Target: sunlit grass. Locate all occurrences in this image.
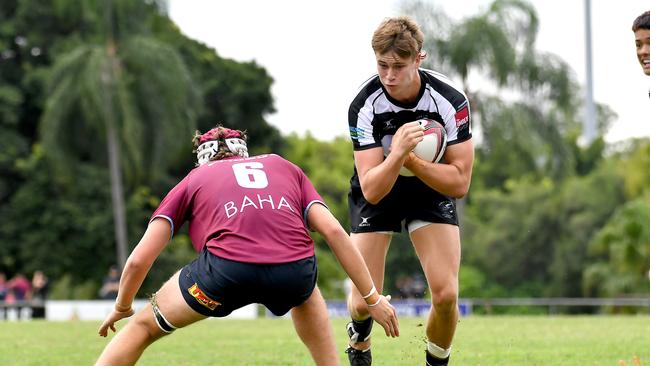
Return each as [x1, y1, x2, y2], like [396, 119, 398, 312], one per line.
[0, 316, 648, 365]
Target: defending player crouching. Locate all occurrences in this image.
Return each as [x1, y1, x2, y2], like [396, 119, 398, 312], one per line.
[95, 125, 399, 366]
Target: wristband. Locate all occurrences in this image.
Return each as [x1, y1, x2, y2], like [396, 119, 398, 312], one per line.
[367, 296, 383, 307]
[362, 285, 377, 299]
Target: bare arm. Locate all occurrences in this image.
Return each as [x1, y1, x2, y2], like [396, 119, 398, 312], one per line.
[307, 203, 399, 337]
[356, 121, 424, 204]
[403, 139, 474, 198]
[98, 218, 171, 336]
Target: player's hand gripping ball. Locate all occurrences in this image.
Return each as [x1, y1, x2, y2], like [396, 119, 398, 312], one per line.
[382, 119, 447, 176]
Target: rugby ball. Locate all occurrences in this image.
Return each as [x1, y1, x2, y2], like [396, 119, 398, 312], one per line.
[382, 119, 447, 176]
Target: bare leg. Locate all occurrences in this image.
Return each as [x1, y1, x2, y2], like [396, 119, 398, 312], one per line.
[410, 224, 461, 349]
[346, 232, 392, 350]
[95, 271, 206, 366]
[291, 286, 340, 366]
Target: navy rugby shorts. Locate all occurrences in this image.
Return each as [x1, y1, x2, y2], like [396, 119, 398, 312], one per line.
[179, 250, 317, 317]
[348, 174, 458, 233]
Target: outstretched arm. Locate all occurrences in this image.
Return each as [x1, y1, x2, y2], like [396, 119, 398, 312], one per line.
[98, 218, 171, 337]
[306, 203, 399, 337]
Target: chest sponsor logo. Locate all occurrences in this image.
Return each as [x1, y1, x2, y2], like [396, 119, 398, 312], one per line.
[188, 283, 221, 310]
[359, 216, 371, 227]
[454, 106, 469, 127]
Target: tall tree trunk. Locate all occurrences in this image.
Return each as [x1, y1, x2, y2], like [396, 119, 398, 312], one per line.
[103, 25, 129, 268]
[102, 0, 127, 269]
[107, 122, 129, 269]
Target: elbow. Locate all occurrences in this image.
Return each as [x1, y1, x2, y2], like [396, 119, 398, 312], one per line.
[361, 188, 384, 205]
[320, 222, 348, 243]
[313, 214, 350, 248]
[358, 174, 388, 205]
[364, 194, 381, 205]
[450, 191, 466, 199]
[124, 254, 148, 273]
[449, 181, 471, 199]
[448, 186, 467, 199]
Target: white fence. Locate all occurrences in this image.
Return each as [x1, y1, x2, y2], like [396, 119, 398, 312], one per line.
[0, 300, 258, 321]
[2, 298, 649, 321]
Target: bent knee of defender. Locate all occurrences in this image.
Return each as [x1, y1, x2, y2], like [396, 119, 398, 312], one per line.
[132, 308, 168, 343]
[132, 317, 165, 344]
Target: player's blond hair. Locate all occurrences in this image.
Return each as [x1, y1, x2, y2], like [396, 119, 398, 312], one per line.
[371, 16, 424, 60]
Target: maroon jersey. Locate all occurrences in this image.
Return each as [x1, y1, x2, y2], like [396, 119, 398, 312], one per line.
[151, 154, 325, 264]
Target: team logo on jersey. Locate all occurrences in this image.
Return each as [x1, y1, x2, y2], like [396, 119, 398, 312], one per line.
[383, 119, 396, 130]
[349, 127, 366, 140]
[188, 283, 221, 310]
[454, 106, 469, 128]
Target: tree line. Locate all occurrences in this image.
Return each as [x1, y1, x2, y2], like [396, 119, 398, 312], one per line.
[1, 0, 649, 311]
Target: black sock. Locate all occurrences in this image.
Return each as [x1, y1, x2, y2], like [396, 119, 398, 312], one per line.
[425, 351, 449, 366]
[347, 317, 374, 344]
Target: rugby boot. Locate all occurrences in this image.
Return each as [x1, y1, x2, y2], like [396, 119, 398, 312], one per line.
[346, 346, 372, 366]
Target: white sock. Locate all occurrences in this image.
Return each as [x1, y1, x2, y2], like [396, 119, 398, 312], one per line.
[427, 341, 451, 359]
[348, 344, 371, 352]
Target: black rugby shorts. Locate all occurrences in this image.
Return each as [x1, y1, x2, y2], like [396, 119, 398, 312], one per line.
[348, 174, 458, 233]
[179, 250, 317, 317]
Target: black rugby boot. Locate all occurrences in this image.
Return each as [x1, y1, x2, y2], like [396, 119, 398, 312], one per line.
[346, 346, 372, 366]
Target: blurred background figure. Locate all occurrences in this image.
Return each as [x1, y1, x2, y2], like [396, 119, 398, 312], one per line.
[0, 272, 7, 301]
[99, 266, 120, 300]
[7, 273, 31, 301]
[7, 273, 32, 319]
[31, 271, 49, 319]
[396, 273, 427, 299]
[0, 273, 7, 320]
[396, 275, 414, 299]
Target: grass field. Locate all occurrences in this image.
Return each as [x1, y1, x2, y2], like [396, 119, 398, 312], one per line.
[0, 316, 649, 365]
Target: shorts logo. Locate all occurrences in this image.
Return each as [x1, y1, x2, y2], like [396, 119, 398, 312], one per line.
[359, 216, 371, 227]
[439, 201, 456, 220]
[188, 283, 221, 310]
[454, 106, 469, 127]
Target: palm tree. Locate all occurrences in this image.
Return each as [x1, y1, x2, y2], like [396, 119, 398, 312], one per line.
[584, 199, 650, 297]
[400, 0, 582, 184]
[39, 0, 199, 268]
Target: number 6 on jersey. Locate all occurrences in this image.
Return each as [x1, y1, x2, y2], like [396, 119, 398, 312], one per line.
[232, 162, 268, 188]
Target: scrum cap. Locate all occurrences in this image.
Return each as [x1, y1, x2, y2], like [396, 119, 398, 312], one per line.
[194, 126, 249, 166]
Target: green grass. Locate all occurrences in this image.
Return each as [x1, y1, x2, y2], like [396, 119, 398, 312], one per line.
[0, 316, 649, 365]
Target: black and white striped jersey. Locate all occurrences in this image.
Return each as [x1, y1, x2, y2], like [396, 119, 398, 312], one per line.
[348, 69, 471, 151]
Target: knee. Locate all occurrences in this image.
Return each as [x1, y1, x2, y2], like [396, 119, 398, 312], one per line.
[347, 294, 369, 319]
[133, 311, 166, 343]
[430, 284, 458, 312]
